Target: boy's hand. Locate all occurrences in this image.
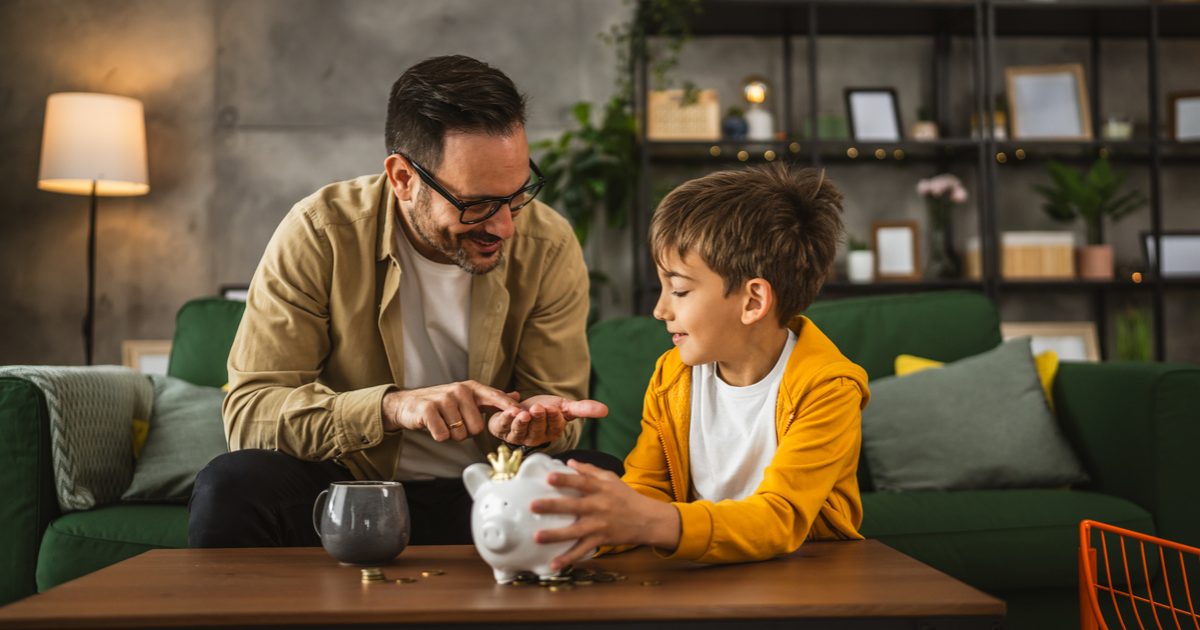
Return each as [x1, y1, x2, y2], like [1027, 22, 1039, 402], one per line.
[530, 460, 681, 572]
[487, 395, 608, 447]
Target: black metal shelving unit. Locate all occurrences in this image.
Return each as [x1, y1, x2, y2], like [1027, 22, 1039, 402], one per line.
[633, 0, 1200, 361]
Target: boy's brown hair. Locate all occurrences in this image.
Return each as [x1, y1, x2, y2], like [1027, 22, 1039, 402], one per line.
[650, 163, 844, 326]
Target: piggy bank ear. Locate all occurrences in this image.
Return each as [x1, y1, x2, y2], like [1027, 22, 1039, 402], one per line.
[463, 463, 492, 498]
[515, 453, 554, 480]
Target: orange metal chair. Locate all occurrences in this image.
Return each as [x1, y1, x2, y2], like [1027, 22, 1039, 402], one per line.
[1080, 519, 1200, 630]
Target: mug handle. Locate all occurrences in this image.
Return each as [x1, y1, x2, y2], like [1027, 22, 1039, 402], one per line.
[312, 489, 329, 538]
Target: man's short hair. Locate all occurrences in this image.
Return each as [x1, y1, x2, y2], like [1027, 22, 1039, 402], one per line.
[385, 55, 527, 169]
[650, 163, 845, 326]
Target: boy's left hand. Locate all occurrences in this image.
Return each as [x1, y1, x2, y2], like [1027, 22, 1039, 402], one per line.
[530, 460, 681, 572]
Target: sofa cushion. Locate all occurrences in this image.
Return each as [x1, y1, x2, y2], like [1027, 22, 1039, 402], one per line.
[168, 298, 246, 388]
[862, 338, 1088, 492]
[587, 316, 672, 459]
[0, 378, 58, 605]
[805, 291, 1002, 381]
[122, 376, 228, 503]
[35, 504, 188, 591]
[860, 489, 1153, 591]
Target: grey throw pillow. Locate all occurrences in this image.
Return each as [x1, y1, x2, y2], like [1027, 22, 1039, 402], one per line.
[122, 375, 228, 502]
[862, 337, 1088, 492]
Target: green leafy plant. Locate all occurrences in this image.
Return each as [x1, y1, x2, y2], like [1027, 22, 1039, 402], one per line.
[1033, 157, 1146, 246]
[848, 236, 870, 251]
[1115, 306, 1152, 362]
[535, 0, 701, 248]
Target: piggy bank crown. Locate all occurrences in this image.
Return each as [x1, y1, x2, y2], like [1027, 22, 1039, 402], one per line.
[487, 444, 523, 481]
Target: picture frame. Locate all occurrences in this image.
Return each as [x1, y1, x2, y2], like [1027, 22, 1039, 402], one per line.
[1141, 231, 1200, 278]
[1001, 322, 1100, 362]
[1168, 91, 1200, 141]
[646, 89, 721, 141]
[871, 220, 921, 281]
[220, 284, 249, 301]
[845, 88, 903, 142]
[1006, 64, 1092, 140]
[122, 340, 173, 376]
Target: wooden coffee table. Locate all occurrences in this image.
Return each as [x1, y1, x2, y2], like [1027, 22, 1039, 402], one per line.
[0, 541, 1003, 628]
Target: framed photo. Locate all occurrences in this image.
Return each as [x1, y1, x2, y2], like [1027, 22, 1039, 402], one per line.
[1001, 322, 1100, 362]
[871, 220, 921, 280]
[220, 284, 249, 301]
[1142, 231, 1200, 278]
[1168, 91, 1200, 141]
[646, 89, 721, 141]
[122, 340, 172, 376]
[845, 88, 903, 142]
[1006, 64, 1092, 140]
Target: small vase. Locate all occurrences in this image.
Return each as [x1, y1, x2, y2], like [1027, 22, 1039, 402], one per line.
[925, 200, 961, 279]
[848, 250, 874, 284]
[721, 115, 748, 140]
[745, 105, 774, 141]
[1078, 244, 1114, 280]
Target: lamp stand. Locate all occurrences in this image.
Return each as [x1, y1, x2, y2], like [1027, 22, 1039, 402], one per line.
[84, 180, 97, 365]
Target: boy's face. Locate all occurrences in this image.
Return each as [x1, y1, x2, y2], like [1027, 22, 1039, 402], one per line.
[652, 249, 747, 367]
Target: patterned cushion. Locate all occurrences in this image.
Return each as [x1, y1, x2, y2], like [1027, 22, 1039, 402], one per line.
[0, 366, 152, 511]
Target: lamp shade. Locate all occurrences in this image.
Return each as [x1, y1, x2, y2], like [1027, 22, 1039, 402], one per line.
[38, 92, 149, 197]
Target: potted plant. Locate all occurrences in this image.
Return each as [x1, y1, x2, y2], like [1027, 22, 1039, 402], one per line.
[1033, 157, 1146, 280]
[916, 173, 967, 279]
[847, 236, 874, 284]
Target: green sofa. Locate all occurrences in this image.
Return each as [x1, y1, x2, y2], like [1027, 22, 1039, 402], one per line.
[3, 291, 1197, 630]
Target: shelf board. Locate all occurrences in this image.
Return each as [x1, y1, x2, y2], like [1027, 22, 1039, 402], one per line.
[819, 280, 984, 295]
[647, 1, 1200, 38]
[645, 139, 982, 164]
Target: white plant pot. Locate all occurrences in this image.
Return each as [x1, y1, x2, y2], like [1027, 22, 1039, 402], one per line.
[848, 250, 875, 284]
[745, 107, 775, 141]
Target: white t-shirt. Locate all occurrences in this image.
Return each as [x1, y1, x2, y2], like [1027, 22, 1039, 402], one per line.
[689, 330, 797, 502]
[392, 227, 483, 480]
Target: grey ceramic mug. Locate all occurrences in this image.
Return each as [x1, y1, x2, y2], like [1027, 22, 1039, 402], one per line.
[313, 481, 410, 565]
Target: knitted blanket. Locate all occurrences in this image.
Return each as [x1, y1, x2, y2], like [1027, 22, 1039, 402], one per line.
[0, 365, 153, 512]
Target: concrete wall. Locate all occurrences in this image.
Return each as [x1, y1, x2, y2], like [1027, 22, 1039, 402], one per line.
[0, 1, 1195, 365]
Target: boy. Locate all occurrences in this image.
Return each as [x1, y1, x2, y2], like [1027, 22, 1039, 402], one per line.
[529, 163, 870, 568]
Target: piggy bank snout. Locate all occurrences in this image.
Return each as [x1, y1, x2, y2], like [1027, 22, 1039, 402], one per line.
[479, 518, 517, 553]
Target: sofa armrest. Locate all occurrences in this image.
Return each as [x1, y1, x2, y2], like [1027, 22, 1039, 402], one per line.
[1054, 361, 1200, 545]
[0, 377, 60, 605]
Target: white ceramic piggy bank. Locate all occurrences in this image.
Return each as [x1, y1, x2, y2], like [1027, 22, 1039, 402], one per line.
[463, 446, 580, 583]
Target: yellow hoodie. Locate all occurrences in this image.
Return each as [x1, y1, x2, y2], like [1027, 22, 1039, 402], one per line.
[620, 316, 870, 563]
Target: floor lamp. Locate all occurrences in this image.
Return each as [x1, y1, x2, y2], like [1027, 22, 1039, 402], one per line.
[37, 93, 149, 365]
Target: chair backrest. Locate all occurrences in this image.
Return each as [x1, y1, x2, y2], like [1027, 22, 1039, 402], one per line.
[586, 291, 1003, 464]
[167, 298, 246, 388]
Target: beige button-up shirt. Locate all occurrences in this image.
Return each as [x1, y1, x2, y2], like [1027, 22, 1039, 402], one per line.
[222, 172, 590, 480]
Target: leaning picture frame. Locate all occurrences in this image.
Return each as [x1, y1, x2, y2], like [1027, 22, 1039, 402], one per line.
[1001, 322, 1100, 362]
[845, 88, 903, 142]
[1006, 64, 1092, 140]
[1142, 230, 1200, 278]
[871, 220, 921, 280]
[122, 340, 173, 376]
[1168, 91, 1200, 141]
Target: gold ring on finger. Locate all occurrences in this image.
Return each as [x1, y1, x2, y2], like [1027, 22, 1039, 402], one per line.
[448, 421, 465, 430]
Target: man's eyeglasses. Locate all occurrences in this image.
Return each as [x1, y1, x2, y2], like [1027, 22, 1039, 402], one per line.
[397, 152, 545, 225]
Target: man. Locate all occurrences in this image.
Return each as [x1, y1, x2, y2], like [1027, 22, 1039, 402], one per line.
[189, 55, 613, 548]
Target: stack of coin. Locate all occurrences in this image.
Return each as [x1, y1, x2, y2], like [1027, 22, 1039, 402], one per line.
[503, 569, 633, 590]
[361, 568, 386, 583]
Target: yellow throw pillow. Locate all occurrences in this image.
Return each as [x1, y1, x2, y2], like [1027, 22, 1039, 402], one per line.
[131, 418, 150, 459]
[896, 350, 1059, 409]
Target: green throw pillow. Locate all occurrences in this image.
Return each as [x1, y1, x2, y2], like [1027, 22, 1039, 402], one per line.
[861, 337, 1088, 492]
[121, 375, 227, 502]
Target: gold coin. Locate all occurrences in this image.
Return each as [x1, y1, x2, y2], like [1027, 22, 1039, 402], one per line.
[549, 584, 575, 592]
[393, 577, 417, 584]
[641, 580, 662, 587]
[615, 574, 628, 581]
[420, 570, 445, 577]
[574, 579, 594, 586]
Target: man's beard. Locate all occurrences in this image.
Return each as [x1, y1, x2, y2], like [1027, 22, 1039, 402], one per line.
[409, 187, 504, 275]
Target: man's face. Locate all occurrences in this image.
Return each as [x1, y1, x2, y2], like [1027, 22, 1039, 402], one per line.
[399, 128, 531, 274]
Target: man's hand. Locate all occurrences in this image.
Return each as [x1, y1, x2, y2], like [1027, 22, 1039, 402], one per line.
[381, 381, 520, 442]
[486, 395, 608, 447]
[529, 460, 681, 572]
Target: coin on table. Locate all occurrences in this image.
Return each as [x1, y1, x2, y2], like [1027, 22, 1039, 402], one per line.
[593, 572, 615, 583]
[640, 580, 662, 587]
[394, 577, 417, 584]
[420, 569, 445, 577]
[548, 584, 575, 592]
[361, 568, 386, 583]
